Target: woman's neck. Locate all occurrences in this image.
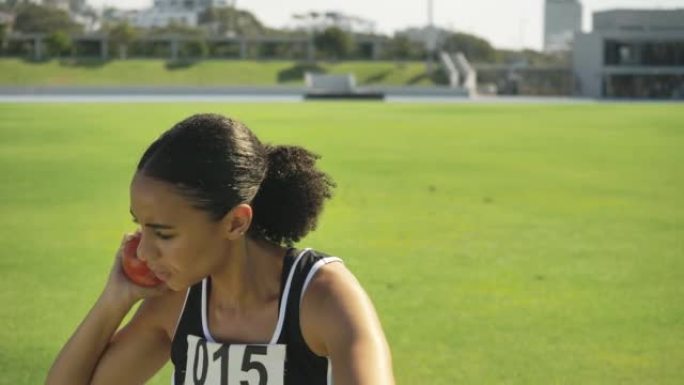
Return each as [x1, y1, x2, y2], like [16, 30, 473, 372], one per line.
[209, 237, 286, 312]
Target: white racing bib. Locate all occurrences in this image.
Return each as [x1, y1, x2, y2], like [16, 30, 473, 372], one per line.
[184, 335, 286, 385]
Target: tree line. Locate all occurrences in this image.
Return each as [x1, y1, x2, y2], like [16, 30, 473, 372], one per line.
[0, 2, 567, 65]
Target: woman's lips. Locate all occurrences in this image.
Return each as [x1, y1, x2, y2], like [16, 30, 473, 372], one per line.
[149, 266, 169, 282]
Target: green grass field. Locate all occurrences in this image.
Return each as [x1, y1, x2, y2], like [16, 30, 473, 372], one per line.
[0, 59, 433, 86]
[0, 102, 682, 385]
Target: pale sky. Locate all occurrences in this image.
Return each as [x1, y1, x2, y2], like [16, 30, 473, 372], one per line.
[92, 0, 684, 50]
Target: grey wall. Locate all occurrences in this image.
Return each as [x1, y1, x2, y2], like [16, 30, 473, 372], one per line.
[573, 32, 604, 98]
[594, 9, 684, 32]
[544, 0, 583, 52]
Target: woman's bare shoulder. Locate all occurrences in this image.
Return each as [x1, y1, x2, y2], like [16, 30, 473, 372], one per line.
[299, 262, 371, 353]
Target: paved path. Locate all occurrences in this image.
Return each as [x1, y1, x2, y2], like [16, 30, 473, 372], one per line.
[1, 86, 677, 104]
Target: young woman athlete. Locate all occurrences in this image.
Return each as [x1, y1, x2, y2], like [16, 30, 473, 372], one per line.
[46, 113, 395, 385]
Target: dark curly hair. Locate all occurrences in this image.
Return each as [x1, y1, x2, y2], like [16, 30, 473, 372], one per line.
[136, 113, 335, 246]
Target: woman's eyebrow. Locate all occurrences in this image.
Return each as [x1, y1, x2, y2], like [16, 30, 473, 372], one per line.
[129, 209, 175, 229]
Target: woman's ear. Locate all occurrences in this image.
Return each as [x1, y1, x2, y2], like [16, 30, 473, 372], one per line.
[221, 203, 253, 240]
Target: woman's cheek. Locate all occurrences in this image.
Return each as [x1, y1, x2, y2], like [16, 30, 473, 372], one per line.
[164, 242, 185, 267]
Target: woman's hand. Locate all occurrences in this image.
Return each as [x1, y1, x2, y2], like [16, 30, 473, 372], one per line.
[46, 233, 176, 385]
[102, 233, 170, 308]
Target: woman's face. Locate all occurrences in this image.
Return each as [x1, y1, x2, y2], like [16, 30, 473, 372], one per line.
[129, 172, 228, 291]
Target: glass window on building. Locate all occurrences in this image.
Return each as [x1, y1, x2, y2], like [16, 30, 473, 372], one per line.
[606, 74, 684, 98]
[605, 40, 638, 65]
[619, 45, 634, 64]
[605, 40, 684, 66]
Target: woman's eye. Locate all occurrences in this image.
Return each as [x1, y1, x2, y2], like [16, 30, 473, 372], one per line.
[156, 232, 175, 240]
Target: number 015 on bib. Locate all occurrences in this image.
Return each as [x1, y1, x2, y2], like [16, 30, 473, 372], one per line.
[184, 335, 286, 385]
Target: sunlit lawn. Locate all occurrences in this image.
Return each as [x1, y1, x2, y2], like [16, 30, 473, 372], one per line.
[0, 59, 433, 86]
[0, 102, 682, 384]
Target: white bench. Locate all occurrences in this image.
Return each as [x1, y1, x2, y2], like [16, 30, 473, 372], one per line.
[305, 73, 357, 93]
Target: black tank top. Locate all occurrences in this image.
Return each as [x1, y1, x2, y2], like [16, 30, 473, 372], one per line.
[170, 248, 342, 385]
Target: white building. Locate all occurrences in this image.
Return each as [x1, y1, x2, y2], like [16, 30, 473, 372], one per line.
[573, 9, 684, 98]
[151, 0, 229, 11]
[133, 0, 231, 28]
[132, 9, 198, 28]
[544, 0, 583, 52]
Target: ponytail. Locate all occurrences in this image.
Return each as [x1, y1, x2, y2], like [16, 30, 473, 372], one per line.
[249, 145, 335, 246]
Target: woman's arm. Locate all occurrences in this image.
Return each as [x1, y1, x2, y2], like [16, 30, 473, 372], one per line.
[300, 263, 395, 385]
[45, 235, 175, 385]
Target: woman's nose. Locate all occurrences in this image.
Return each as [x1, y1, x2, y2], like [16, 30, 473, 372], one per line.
[136, 233, 157, 262]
